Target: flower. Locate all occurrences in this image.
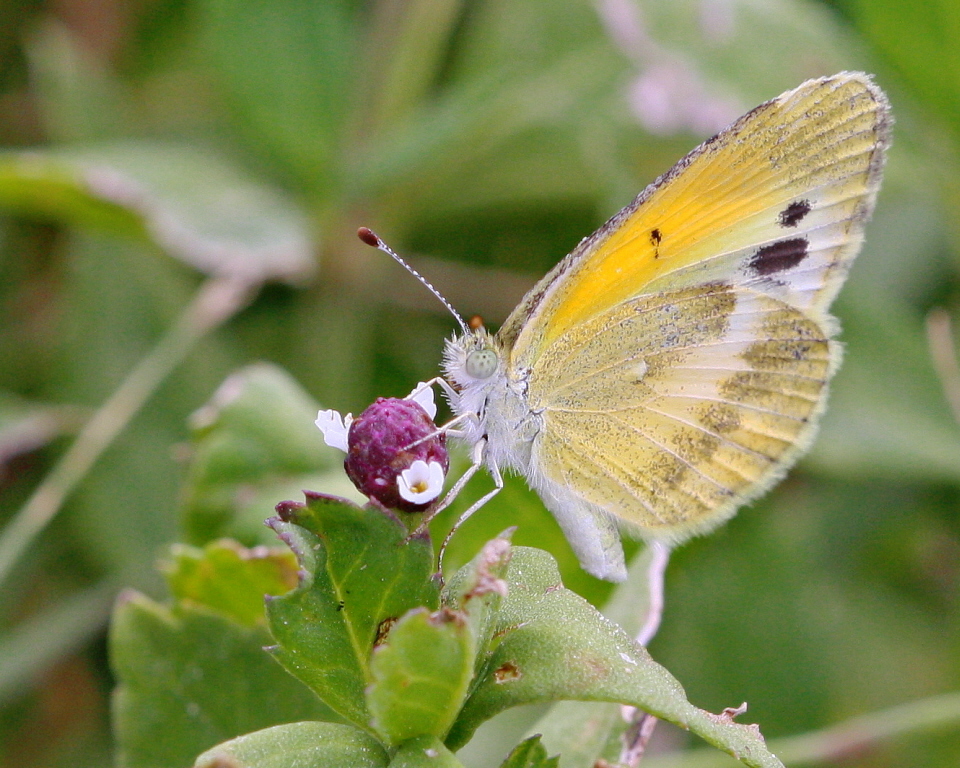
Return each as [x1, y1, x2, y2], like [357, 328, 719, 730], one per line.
[407, 381, 438, 420]
[315, 384, 448, 512]
[315, 408, 352, 452]
[397, 459, 446, 504]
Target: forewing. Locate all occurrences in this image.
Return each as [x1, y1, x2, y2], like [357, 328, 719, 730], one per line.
[500, 72, 890, 364]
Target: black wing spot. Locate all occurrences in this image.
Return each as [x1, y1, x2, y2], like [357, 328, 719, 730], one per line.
[748, 238, 808, 276]
[779, 200, 811, 228]
[650, 228, 662, 258]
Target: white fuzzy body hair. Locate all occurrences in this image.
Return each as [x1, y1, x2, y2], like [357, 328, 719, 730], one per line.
[442, 329, 628, 581]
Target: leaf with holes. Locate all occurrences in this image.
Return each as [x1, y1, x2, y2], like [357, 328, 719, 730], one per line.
[368, 607, 474, 745]
[265, 493, 440, 732]
[445, 547, 784, 768]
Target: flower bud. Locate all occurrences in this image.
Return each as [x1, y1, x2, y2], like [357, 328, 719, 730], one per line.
[344, 397, 448, 512]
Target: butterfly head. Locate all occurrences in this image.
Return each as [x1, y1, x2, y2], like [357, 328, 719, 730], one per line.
[443, 325, 500, 390]
[441, 325, 507, 448]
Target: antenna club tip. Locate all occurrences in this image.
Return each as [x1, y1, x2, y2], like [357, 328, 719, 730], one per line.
[357, 227, 381, 247]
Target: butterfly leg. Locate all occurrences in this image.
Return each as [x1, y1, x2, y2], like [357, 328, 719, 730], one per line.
[407, 375, 462, 405]
[402, 410, 472, 452]
[438, 447, 504, 575]
[401, 377, 472, 449]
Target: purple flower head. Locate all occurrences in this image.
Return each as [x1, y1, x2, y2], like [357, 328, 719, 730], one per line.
[316, 385, 448, 512]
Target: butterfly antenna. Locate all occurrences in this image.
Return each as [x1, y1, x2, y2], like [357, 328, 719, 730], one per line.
[358, 227, 471, 335]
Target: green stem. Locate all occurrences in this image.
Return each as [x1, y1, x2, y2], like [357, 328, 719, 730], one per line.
[771, 691, 960, 765]
[0, 274, 256, 587]
[643, 691, 960, 767]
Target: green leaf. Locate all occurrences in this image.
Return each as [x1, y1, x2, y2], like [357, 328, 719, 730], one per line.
[357, 0, 464, 138]
[181, 363, 340, 544]
[0, 152, 146, 238]
[441, 533, 513, 679]
[368, 607, 474, 744]
[0, 143, 314, 283]
[263, 517, 370, 730]
[353, 41, 625, 216]
[265, 494, 440, 733]
[446, 547, 783, 768]
[813, 303, 960, 482]
[527, 702, 623, 767]
[196, 0, 358, 194]
[498, 735, 560, 768]
[389, 736, 465, 768]
[842, 0, 960, 141]
[164, 540, 298, 627]
[520, 548, 662, 765]
[194, 722, 389, 768]
[111, 591, 335, 768]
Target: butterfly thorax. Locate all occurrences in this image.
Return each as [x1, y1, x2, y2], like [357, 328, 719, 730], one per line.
[442, 329, 539, 473]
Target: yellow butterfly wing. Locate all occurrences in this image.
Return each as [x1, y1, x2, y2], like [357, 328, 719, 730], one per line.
[499, 73, 890, 547]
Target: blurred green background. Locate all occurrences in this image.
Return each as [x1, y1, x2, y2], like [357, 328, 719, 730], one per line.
[1, 0, 959, 766]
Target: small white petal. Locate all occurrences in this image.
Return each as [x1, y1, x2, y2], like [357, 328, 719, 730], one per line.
[315, 409, 352, 453]
[397, 459, 445, 504]
[407, 382, 437, 420]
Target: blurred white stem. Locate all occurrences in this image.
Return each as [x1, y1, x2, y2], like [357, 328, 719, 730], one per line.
[926, 308, 960, 425]
[0, 274, 256, 587]
[636, 541, 670, 647]
[620, 712, 660, 767]
[619, 541, 671, 766]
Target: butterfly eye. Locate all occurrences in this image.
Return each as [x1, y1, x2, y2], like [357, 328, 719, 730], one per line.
[465, 348, 498, 379]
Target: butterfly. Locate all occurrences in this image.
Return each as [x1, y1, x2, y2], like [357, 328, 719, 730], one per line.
[364, 72, 890, 582]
